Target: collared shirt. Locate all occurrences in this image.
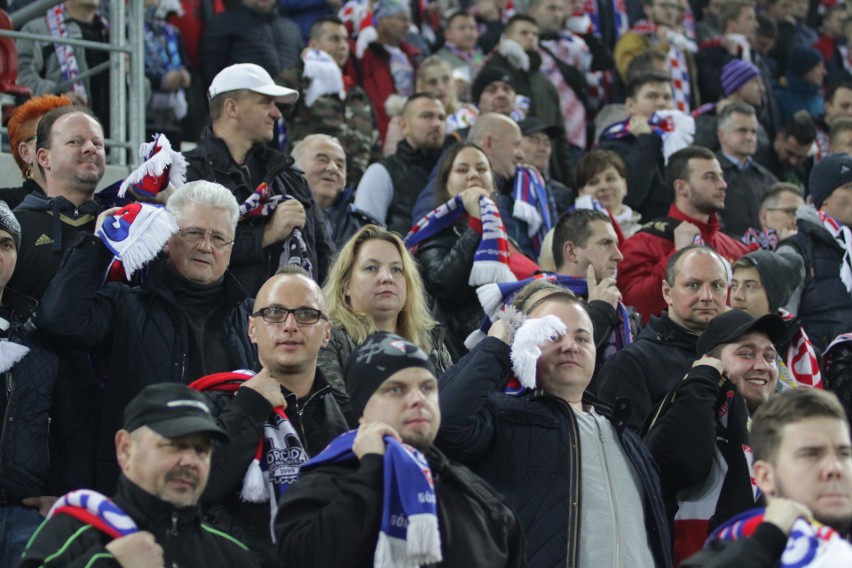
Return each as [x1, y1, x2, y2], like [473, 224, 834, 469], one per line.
[722, 151, 753, 172]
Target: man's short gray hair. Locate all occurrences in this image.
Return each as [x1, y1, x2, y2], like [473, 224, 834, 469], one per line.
[291, 134, 344, 171]
[166, 180, 239, 229]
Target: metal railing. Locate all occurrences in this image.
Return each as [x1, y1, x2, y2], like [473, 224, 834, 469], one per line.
[0, 0, 145, 165]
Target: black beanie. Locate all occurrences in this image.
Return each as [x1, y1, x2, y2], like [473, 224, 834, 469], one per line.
[471, 66, 515, 107]
[344, 332, 436, 419]
[738, 250, 804, 313]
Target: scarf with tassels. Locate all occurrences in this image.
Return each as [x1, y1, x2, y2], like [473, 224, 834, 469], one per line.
[188, 371, 307, 523]
[47, 489, 137, 539]
[465, 273, 633, 358]
[239, 183, 313, 278]
[512, 166, 552, 254]
[706, 507, 852, 567]
[817, 209, 852, 294]
[118, 134, 187, 199]
[98, 203, 179, 283]
[405, 194, 516, 286]
[301, 430, 442, 568]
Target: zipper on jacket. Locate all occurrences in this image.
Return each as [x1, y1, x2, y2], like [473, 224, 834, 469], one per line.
[294, 386, 329, 453]
[593, 416, 620, 567]
[166, 511, 179, 568]
[0, 370, 14, 495]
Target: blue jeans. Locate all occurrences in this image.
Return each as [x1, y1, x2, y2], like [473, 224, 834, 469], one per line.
[0, 505, 44, 568]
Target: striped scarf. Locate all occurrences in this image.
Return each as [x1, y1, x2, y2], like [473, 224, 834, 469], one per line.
[539, 32, 591, 148]
[707, 507, 852, 567]
[239, 182, 313, 278]
[512, 166, 552, 254]
[45, 4, 109, 103]
[47, 490, 137, 539]
[406, 194, 516, 286]
[778, 309, 823, 390]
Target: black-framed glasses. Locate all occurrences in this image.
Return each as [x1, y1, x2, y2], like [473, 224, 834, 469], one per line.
[251, 306, 328, 325]
[177, 228, 234, 249]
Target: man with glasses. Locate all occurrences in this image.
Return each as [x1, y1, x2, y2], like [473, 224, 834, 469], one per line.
[37, 181, 257, 494]
[758, 183, 803, 243]
[196, 267, 349, 567]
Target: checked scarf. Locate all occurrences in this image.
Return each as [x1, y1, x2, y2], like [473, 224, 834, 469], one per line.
[778, 309, 823, 390]
[188, 372, 308, 523]
[47, 489, 137, 539]
[465, 273, 633, 363]
[707, 508, 852, 567]
[406, 195, 516, 287]
[240, 182, 313, 278]
[512, 166, 552, 254]
[629, 19, 694, 112]
[302, 430, 442, 567]
[817, 209, 852, 293]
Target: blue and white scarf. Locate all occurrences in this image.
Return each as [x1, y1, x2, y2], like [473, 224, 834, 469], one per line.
[301, 430, 442, 567]
[406, 194, 515, 286]
[48, 489, 137, 539]
[512, 166, 552, 255]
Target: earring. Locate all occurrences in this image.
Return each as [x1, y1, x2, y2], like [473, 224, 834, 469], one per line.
[24, 166, 32, 180]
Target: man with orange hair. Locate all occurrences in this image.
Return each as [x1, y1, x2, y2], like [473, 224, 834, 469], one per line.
[0, 94, 72, 209]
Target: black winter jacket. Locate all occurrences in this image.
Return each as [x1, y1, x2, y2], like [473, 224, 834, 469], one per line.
[184, 127, 335, 295]
[598, 133, 670, 221]
[596, 312, 699, 431]
[37, 233, 257, 493]
[199, 371, 350, 567]
[416, 222, 485, 358]
[436, 337, 672, 568]
[20, 475, 261, 567]
[381, 139, 442, 236]
[275, 445, 525, 567]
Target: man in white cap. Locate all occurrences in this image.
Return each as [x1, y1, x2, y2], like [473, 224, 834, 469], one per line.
[184, 63, 335, 295]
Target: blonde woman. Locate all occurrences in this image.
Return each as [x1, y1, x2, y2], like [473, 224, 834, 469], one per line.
[320, 225, 453, 394]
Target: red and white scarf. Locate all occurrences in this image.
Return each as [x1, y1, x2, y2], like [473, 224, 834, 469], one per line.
[778, 309, 823, 390]
[630, 20, 693, 112]
[539, 31, 591, 148]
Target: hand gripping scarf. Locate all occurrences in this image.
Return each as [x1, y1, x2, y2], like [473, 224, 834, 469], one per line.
[118, 134, 187, 199]
[405, 194, 516, 286]
[188, 371, 308, 518]
[706, 507, 852, 567]
[47, 489, 138, 539]
[239, 183, 313, 278]
[301, 430, 442, 567]
[98, 202, 179, 283]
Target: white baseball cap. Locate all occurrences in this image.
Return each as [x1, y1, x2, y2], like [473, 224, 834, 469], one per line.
[208, 63, 299, 104]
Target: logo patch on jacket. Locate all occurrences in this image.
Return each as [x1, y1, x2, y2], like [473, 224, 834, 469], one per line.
[34, 234, 53, 246]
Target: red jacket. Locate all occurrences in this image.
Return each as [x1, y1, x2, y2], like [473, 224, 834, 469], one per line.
[619, 204, 751, 323]
[358, 41, 421, 143]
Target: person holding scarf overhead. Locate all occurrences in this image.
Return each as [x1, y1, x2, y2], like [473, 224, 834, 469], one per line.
[410, 142, 539, 359]
[275, 331, 524, 568]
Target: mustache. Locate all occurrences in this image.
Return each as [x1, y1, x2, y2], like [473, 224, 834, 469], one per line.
[166, 468, 200, 486]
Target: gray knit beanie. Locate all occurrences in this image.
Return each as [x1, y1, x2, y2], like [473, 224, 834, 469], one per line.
[738, 250, 804, 313]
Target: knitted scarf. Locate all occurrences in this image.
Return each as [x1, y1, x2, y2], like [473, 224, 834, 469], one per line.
[302, 430, 442, 567]
[119, 134, 187, 199]
[405, 195, 515, 286]
[465, 273, 634, 359]
[707, 507, 852, 567]
[512, 166, 552, 254]
[239, 182, 313, 278]
[45, 5, 109, 103]
[741, 227, 779, 251]
[188, 372, 307, 518]
[629, 19, 694, 111]
[778, 309, 823, 390]
[817, 209, 852, 293]
[599, 109, 695, 164]
[47, 489, 137, 539]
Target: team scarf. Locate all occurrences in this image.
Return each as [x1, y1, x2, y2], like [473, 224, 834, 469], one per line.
[47, 489, 138, 539]
[629, 19, 693, 112]
[778, 309, 823, 390]
[143, 13, 183, 78]
[707, 507, 852, 567]
[441, 41, 484, 68]
[741, 227, 779, 251]
[405, 195, 515, 287]
[598, 109, 695, 164]
[583, 0, 629, 39]
[824, 332, 852, 374]
[301, 430, 442, 567]
[817, 209, 852, 294]
[239, 182, 313, 278]
[98, 202, 179, 283]
[188, 372, 308, 523]
[465, 273, 633, 360]
[539, 31, 590, 148]
[512, 166, 552, 254]
[45, 5, 109, 103]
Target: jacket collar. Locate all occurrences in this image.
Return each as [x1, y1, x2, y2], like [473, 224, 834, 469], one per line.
[142, 258, 248, 308]
[668, 203, 721, 234]
[114, 474, 203, 534]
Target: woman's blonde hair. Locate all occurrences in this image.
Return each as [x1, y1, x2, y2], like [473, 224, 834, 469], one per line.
[323, 225, 437, 351]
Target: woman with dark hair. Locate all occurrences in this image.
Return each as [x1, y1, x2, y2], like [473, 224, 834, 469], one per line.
[415, 142, 539, 357]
